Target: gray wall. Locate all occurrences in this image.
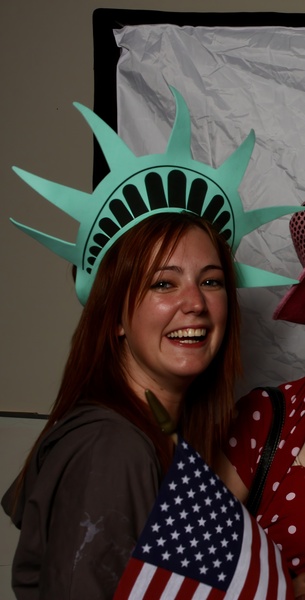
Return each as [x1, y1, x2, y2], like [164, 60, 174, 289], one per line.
[1, 1, 305, 598]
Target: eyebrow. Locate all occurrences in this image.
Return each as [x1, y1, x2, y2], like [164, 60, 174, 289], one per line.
[155, 264, 224, 274]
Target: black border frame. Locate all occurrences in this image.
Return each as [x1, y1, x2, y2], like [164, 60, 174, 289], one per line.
[92, 8, 305, 187]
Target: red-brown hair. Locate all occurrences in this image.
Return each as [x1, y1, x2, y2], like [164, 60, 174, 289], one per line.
[17, 212, 242, 486]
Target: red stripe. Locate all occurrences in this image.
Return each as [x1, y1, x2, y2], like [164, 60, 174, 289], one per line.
[142, 566, 172, 599]
[113, 557, 144, 599]
[237, 517, 261, 600]
[174, 575, 199, 599]
[206, 587, 227, 600]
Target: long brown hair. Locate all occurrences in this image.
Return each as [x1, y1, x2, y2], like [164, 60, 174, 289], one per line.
[17, 212, 242, 486]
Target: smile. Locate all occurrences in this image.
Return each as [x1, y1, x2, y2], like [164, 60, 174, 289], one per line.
[167, 328, 207, 342]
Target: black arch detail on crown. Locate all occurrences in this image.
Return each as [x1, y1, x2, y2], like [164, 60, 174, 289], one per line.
[187, 178, 208, 214]
[168, 170, 187, 208]
[110, 200, 134, 227]
[145, 172, 167, 209]
[122, 184, 148, 216]
[85, 169, 234, 272]
[99, 217, 120, 237]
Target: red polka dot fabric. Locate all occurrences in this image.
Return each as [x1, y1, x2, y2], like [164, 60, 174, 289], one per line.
[289, 209, 305, 268]
[224, 377, 305, 576]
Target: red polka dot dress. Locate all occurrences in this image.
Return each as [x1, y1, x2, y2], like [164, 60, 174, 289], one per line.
[224, 377, 305, 576]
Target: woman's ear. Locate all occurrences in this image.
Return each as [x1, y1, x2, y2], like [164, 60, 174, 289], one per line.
[117, 323, 125, 337]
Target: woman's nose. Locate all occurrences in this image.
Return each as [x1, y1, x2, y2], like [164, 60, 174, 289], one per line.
[181, 285, 207, 314]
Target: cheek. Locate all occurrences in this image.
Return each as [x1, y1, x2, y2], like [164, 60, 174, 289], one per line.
[213, 293, 228, 328]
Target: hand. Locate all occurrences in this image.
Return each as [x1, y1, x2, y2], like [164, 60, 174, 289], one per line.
[292, 571, 305, 599]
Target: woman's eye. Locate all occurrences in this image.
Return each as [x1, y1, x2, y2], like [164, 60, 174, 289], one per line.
[151, 280, 172, 290]
[202, 279, 224, 288]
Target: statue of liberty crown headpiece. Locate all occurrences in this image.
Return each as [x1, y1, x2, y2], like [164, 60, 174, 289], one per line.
[11, 86, 302, 305]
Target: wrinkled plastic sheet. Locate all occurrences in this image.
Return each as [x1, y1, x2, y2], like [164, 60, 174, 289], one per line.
[114, 25, 305, 396]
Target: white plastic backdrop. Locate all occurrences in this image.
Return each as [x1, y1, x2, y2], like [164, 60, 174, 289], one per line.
[113, 25, 305, 397]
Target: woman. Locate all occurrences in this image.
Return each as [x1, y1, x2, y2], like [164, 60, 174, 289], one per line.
[2, 211, 241, 599]
[3, 85, 298, 599]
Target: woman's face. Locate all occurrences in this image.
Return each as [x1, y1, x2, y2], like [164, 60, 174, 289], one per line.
[118, 226, 228, 395]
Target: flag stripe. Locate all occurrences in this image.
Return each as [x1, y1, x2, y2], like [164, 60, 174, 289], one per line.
[236, 509, 261, 600]
[223, 506, 253, 599]
[159, 572, 186, 599]
[127, 561, 158, 599]
[114, 557, 144, 599]
[274, 542, 287, 600]
[142, 565, 172, 599]
[169, 574, 199, 599]
[255, 526, 273, 600]
[192, 583, 226, 600]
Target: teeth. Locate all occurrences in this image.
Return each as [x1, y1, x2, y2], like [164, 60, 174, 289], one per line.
[167, 328, 206, 339]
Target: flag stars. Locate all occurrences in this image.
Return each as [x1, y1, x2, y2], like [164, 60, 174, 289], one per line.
[218, 572, 226, 582]
[198, 517, 206, 527]
[166, 516, 175, 526]
[156, 537, 166, 547]
[169, 482, 177, 491]
[142, 544, 151, 553]
[209, 477, 217, 485]
[151, 523, 160, 532]
[213, 559, 222, 568]
[182, 475, 190, 484]
[174, 496, 183, 505]
[210, 511, 217, 520]
[189, 455, 196, 464]
[208, 545, 217, 554]
[192, 503, 200, 513]
[187, 489, 196, 499]
[220, 505, 228, 513]
[176, 544, 185, 554]
[162, 551, 171, 560]
[181, 558, 190, 568]
[204, 497, 212, 506]
[199, 483, 207, 492]
[195, 551, 204, 561]
[215, 491, 222, 500]
[160, 502, 169, 512]
[171, 530, 180, 540]
[190, 537, 199, 547]
[221, 538, 229, 547]
[194, 469, 201, 478]
[185, 524, 194, 534]
[203, 531, 211, 540]
[226, 552, 234, 561]
[200, 565, 208, 574]
[215, 525, 223, 534]
[177, 461, 185, 470]
[180, 510, 188, 519]
[232, 532, 239, 541]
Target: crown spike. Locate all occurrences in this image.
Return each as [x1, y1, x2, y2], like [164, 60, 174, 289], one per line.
[10, 219, 77, 264]
[73, 102, 135, 171]
[234, 205, 304, 250]
[218, 129, 255, 188]
[166, 87, 192, 160]
[12, 167, 90, 223]
[235, 262, 299, 288]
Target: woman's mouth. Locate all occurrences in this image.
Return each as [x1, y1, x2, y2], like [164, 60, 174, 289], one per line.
[167, 328, 207, 344]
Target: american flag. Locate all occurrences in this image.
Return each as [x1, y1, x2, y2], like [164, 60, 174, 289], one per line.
[114, 437, 293, 599]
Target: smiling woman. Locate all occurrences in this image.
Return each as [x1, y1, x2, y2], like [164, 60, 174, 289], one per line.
[2, 73, 302, 599]
[2, 211, 241, 600]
